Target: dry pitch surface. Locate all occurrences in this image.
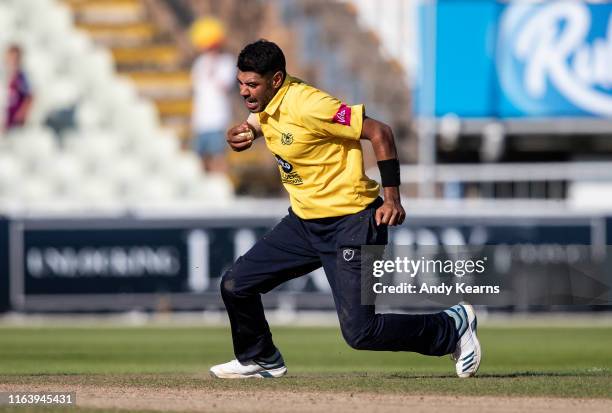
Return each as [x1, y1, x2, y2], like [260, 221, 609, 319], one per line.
[1, 379, 612, 413]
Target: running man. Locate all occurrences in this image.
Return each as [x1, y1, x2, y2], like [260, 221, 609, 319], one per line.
[210, 40, 481, 379]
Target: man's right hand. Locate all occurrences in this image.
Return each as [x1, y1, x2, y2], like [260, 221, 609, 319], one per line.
[226, 122, 255, 152]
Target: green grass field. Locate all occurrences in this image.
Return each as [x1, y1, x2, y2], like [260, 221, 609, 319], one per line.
[0, 325, 611, 412]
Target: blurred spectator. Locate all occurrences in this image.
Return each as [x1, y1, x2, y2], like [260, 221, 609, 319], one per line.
[190, 17, 235, 174]
[3, 45, 32, 132]
[44, 105, 76, 137]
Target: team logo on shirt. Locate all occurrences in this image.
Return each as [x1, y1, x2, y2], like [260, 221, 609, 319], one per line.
[343, 248, 355, 262]
[281, 132, 293, 145]
[332, 103, 351, 126]
[274, 154, 303, 185]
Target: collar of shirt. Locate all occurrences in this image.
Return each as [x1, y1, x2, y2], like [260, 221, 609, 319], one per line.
[263, 75, 298, 116]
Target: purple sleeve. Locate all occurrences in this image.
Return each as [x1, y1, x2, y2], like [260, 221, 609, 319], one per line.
[17, 72, 31, 97]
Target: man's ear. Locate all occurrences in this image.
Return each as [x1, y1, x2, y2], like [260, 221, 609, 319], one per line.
[271, 71, 284, 89]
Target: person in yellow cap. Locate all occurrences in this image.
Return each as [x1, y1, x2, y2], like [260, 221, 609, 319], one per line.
[190, 17, 235, 173]
[190, 17, 225, 50]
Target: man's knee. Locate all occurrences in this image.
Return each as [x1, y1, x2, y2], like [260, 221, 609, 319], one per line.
[343, 331, 370, 350]
[341, 323, 377, 350]
[220, 275, 236, 297]
[220, 265, 244, 299]
[219, 261, 259, 299]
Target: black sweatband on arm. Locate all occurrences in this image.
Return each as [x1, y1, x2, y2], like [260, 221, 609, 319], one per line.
[377, 159, 401, 187]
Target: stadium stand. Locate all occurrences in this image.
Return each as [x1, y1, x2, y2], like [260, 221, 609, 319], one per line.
[0, 0, 233, 214]
[62, 0, 192, 140]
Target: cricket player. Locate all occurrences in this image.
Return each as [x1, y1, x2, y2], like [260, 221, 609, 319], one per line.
[210, 40, 481, 379]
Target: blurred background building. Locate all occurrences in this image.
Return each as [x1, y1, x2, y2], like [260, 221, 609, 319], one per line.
[0, 0, 611, 314]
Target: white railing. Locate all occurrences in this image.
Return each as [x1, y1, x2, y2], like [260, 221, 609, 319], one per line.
[338, 0, 418, 84]
[365, 161, 612, 209]
[397, 162, 612, 183]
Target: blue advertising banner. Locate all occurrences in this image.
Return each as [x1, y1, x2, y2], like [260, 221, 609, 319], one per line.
[498, 1, 612, 117]
[416, 0, 612, 118]
[418, 0, 499, 117]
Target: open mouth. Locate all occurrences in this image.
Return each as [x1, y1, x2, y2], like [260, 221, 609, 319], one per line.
[245, 99, 258, 110]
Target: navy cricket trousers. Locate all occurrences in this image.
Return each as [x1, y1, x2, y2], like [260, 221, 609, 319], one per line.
[220, 198, 458, 362]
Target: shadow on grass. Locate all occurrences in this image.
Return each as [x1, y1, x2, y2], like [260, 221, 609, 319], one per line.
[387, 370, 610, 379]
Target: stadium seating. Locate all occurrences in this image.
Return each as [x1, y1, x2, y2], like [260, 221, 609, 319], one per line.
[0, 0, 233, 213]
[65, 0, 192, 140]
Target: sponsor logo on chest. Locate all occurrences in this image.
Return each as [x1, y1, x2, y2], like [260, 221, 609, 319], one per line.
[274, 154, 303, 185]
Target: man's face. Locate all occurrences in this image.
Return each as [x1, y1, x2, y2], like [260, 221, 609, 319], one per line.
[5, 49, 20, 72]
[237, 70, 283, 113]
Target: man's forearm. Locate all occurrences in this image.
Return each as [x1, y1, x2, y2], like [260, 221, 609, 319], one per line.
[246, 112, 263, 139]
[383, 186, 401, 200]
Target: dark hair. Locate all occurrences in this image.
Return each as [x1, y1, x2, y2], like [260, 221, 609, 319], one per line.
[237, 39, 286, 77]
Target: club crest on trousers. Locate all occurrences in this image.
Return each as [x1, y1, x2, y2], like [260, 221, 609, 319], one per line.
[343, 248, 355, 261]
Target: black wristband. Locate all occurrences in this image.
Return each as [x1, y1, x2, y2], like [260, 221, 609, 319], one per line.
[377, 159, 401, 187]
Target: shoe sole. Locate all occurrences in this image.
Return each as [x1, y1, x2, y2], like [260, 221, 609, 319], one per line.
[457, 303, 481, 378]
[209, 366, 287, 379]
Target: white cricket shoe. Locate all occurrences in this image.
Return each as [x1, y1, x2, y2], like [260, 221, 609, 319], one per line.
[445, 303, 481, 378]
[209, 352, 287, 379]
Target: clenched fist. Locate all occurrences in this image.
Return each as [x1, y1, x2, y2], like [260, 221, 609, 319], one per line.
[226, 122, 255, 152]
